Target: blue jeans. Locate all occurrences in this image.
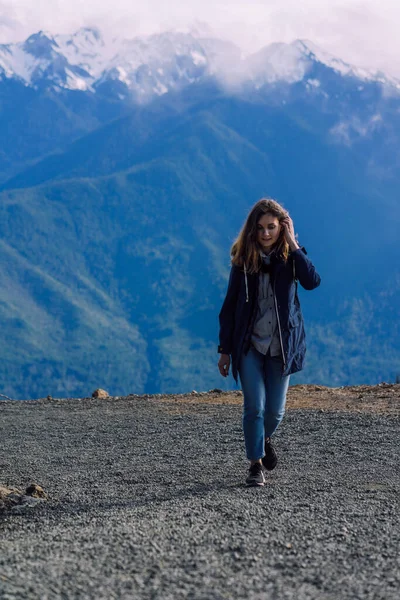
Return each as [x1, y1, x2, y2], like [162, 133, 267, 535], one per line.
[238, 345, 290, 461]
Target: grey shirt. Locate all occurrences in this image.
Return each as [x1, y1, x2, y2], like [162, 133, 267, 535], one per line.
[251, 253, 282, 357]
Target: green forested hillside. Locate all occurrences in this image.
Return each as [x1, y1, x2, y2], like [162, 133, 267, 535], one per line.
[0, 91, 399, 398]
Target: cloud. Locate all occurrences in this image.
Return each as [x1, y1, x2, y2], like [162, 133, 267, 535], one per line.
[330, 113, 383, 145]
[1, 0, 400, 77]
[0, 1, 20, 36]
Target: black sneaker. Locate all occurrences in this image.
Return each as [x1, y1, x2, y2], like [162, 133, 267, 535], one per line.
[245, 462, 266, 487]
[262, 438, 278, 471]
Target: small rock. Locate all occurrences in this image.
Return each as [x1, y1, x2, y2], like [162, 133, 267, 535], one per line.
[0, 483, 48, 513]
[47, 395, 53, 401]
[210, 388, 223, 394]
[0, 486, 23, 511]
[92, 389, 110, 399]
[0, 485, 22, 499]
[25, 483, 47, 499]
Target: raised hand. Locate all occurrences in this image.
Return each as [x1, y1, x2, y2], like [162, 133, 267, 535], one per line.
[281, 216, 300, 251]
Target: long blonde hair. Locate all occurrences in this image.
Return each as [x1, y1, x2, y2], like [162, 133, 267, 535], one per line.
[231, 198, 290, 273]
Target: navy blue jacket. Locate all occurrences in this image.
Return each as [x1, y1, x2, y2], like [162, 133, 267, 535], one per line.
[218, 248, 321, 381]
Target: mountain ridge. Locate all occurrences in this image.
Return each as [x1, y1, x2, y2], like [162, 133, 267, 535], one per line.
[1, 28, 399, 100]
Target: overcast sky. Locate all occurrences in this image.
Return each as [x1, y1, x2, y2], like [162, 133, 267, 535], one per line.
[1, 0, 399, 77]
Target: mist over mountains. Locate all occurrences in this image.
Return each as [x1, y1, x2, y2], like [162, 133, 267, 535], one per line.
[0, 28, 399, 398]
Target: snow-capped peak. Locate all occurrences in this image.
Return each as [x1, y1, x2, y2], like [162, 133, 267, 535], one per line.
[54, 27, 113, 81]
[293, 39, 400, 88]
[244, 41, 310, 86]
[236, 38, 400, 92]
[22, 30, 59, 59]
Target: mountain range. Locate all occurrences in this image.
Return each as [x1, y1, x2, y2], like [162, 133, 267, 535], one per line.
[0, 28, 399, 399]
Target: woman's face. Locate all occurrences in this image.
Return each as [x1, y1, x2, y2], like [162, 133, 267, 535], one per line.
[256, 213, 282, 252]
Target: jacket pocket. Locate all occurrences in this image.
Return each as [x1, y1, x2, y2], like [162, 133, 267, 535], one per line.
[289, 310, 302, 329]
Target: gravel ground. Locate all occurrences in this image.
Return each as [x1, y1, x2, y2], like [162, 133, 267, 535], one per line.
[0, 389, 399, 600]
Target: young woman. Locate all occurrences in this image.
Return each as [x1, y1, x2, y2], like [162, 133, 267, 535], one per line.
[218, 198, 321, 487]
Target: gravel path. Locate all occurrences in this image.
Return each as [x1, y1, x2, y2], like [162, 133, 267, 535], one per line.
[0, 392, 399, 599]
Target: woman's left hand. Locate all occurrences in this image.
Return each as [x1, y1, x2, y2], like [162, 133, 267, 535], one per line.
[281, 216, 300, 251]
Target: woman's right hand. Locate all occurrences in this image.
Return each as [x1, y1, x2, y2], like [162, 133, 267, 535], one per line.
[218, 354, 231, 377]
